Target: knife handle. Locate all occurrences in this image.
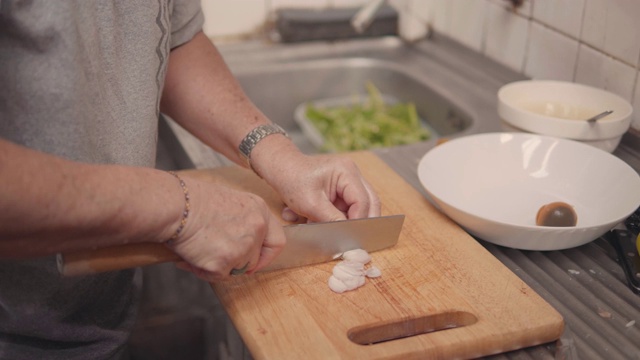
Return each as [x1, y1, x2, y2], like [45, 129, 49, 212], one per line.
[57, 243, 180, 277]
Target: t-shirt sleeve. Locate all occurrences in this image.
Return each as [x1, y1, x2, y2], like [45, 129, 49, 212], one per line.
[170, 0, 205, 49]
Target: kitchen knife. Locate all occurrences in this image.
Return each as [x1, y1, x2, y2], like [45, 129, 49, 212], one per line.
[57, 214, 404, 277]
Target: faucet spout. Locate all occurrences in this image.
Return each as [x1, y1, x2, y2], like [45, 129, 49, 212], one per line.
[350, 0, 386, 34]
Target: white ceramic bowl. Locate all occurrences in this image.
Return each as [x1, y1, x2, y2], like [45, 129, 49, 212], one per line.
[498, 80, 633, 152]
[417, 132, 640, 251]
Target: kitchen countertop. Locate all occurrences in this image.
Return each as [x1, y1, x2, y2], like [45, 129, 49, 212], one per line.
[162, 34, 640, 359]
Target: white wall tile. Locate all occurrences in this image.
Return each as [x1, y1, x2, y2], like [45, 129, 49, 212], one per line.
[484, 2, 529, 72]
[577, 45, 636, 102]
[532, 0, 585, 39]
[488, 0, 532, 18]
[421, 0, 452, 34]
[603, 56, 636, 101]
[601, 0, 640, 66]
[447, 0, 487, 52]
[582, 0, 640, 66]
[514, 0, 532, 18]
[581, 0, 607, 49]
[575, 45, 607, 89]
[525, 22, 579, 81]
[201, 0, 268, 38]
[409, 0, 434, 23]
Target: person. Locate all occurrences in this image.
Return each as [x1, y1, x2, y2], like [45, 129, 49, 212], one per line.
[0, 2, 380, 359]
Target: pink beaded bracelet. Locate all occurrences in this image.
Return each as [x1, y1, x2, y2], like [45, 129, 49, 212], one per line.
[167, 171, 190, 243]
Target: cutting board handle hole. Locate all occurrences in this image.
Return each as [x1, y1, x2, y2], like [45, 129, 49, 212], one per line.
[347, 311, 478, 345]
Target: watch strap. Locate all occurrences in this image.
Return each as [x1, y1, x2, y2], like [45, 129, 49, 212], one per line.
[239, 123, 289, 166]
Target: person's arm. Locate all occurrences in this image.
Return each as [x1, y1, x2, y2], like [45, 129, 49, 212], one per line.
[0, 138, 182, 258]
[160, 33, 276, 166]
[0, 138, 285, 280]
[161, 32, 381, 222]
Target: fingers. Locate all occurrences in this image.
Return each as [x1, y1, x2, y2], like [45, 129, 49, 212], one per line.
[229, 262, 250, 276]
[324, 160, 381, 221]
[320, 158, 380, 221]
[275, 156, 381, 223]
[361, 177, 381, 218]
[281, 207, 299, 222]
[250, 213, 286, 273]
[174, 218, 284, 281]
[309, 198, 348, 222]
[167, 180, 286, 282]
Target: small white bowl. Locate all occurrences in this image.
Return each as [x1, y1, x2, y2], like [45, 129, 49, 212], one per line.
[498, 80, 633, 152]
[417, 132, 640, 251]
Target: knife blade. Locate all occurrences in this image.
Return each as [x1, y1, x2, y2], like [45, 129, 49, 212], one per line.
[58, 214, 405, 276]
[262, 214, 404, 271]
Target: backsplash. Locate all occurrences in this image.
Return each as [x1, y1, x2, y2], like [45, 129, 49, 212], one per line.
[201, 0, 640, 131]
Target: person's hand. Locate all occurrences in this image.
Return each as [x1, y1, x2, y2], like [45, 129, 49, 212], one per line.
[165, 175, 286, 282]
[257, 151, 381, 223]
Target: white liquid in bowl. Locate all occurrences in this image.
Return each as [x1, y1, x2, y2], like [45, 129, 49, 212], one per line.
[520, 102, 600, 121]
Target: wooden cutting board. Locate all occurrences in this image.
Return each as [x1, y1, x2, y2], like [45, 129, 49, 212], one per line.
[184, 151, 564, 360]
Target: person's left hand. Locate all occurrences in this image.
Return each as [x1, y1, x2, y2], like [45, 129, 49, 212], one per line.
[254, 150, 381, 223]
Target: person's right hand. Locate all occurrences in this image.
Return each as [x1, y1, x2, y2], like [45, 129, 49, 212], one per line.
[164, 174, 286, 282]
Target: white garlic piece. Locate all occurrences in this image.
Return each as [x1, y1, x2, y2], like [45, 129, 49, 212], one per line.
[342, 249, 372, 264]
[365, 265, 382, 278]
[342, 273, 366, 289]
[328, 249, 381, 294]
[328, 275, 349, 293]
[332, 261, 364, 280]
[328, 271, 366, 293]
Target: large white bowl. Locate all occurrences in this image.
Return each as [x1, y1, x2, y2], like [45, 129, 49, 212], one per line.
[498, 80, 633, 152]
[417, 133, 640, 251]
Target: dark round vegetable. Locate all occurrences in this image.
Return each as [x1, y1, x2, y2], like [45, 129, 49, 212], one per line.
[536, 202, 578, 227]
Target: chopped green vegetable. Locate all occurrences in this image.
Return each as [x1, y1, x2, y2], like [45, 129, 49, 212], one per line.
[305, 82, 430, 152]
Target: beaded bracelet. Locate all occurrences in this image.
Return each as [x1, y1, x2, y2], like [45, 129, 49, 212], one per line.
[167, 171, 190, 243]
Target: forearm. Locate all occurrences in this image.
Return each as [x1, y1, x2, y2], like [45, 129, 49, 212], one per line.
[157, 32, 379, 223]
[160, 32, 297, 168]
[0, 139, 183, 258]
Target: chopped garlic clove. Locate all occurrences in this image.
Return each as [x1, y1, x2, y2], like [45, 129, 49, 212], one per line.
[333, 262, 364, 281]
[328, 275, 349, 293]
[365, 265, 382, 278]
[338, 260, 365, 271]
[342, 249, 372, 264]
[342, 274, 365, 289]
[328, 249, 380, 294]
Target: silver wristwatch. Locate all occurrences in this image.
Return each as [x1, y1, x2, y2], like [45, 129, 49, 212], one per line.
[238, 123, 289, 168]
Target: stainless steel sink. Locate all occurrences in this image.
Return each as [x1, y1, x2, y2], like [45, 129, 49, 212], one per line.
[164, 36, 511, 168]
[234, 57, 470, 153]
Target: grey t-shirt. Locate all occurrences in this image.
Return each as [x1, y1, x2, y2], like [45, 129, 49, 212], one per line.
[0, 1, 204, 359]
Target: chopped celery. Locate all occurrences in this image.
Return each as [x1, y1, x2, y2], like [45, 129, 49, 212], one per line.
[305, 83, 430, 152]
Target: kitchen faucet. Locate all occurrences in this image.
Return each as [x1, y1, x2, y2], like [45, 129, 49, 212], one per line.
[351, 0, 386, 34]
[351, 0, 430, 42]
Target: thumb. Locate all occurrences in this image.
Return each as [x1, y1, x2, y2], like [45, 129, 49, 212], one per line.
[305, 200, 347, 223]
